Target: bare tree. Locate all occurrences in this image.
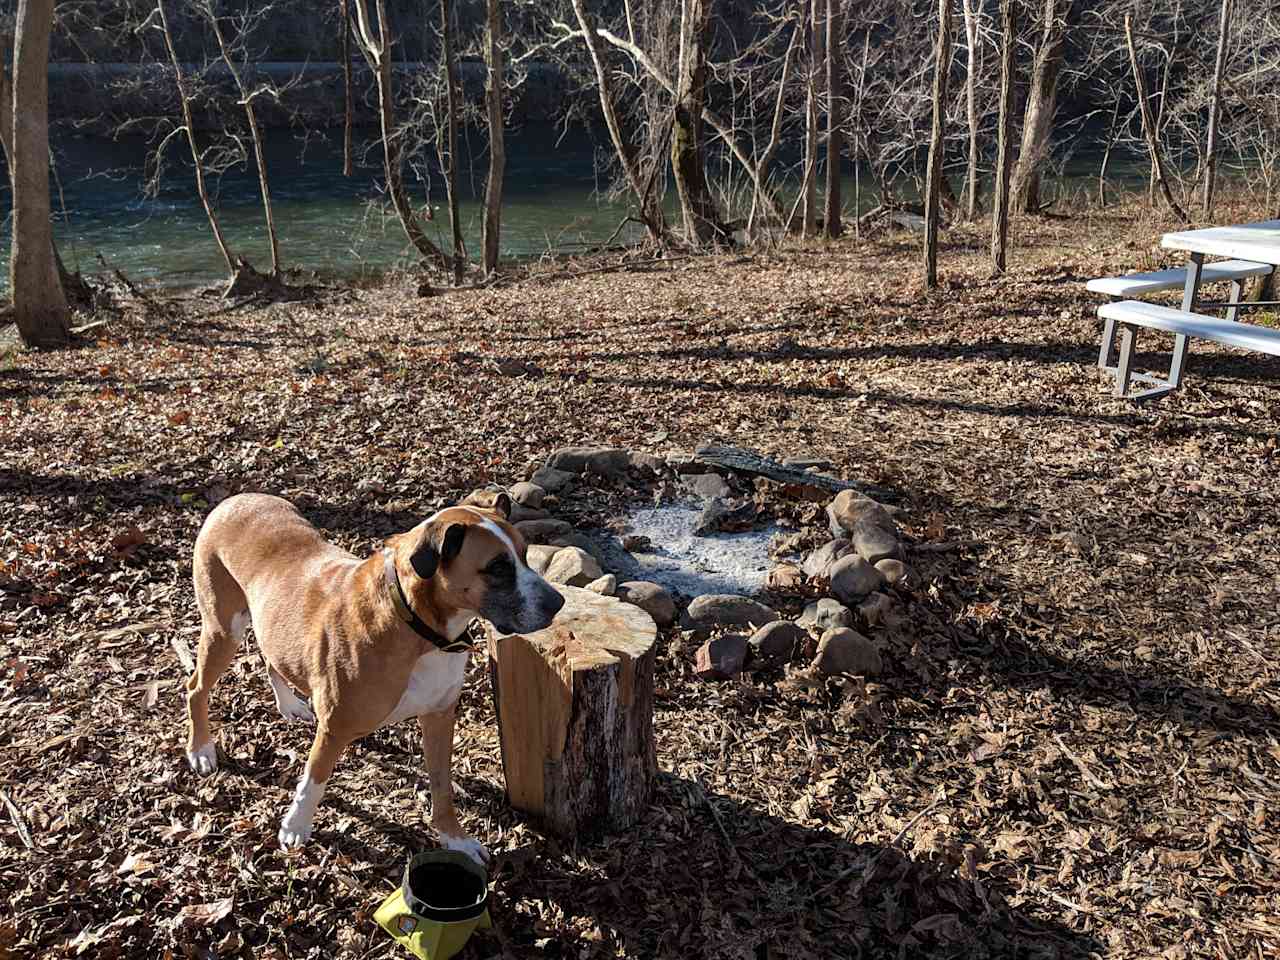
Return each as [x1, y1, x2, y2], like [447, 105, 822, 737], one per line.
[1011, 0, 1072, 213]
[440, 0, 465, 283]
[352, 0, 452, 269]
[9, 0, 69, 347]
[960, 0, 981, 220]
[1124, 13, 1189, 222]
[568, 0, 666, 241]
[481, 0, 505, 275]
[203, 1, 281, 279]
[824, 0, 843, 239]
[924, 0, 951, 289]
[991, 0, 1016, 274]
[1202, 0, 1232, 219]
[799, 0, 822, 235]
[340, 0, 354, 177]
[671, 0, 724, 244]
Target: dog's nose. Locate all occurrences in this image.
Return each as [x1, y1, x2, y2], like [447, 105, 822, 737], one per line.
[544, 589, 566, 619]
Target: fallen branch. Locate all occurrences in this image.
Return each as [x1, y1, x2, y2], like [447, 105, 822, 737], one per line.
[1, 789, 34, 849]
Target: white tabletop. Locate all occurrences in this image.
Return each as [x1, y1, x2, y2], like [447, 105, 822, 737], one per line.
[1162, 219, 1280, 264]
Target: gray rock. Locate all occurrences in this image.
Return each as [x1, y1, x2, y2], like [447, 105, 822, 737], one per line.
[829, 555, 884, 604]
[585, 574, 617, 596]
[827, 490, 895, 539]
[616, 581, 676, 627]
[548, 532, 608, 569]
[857, 592, 903, 628]
[510, 482, 545, 509]
[530, 467, 573, 493]
[544, 547, 603, 588]
[813, 628, 883, 676]
[627, 451, 666, 475]
[851, 521, 902, 565]
[682, 472, 731, 500]
[684, 594, 779, 629]
[526, 544, 559, 576]
[798, 598, 854, 633]
[547, 446, 630, 478]
[875, 558, 913, 587]
[695, 634, 750, 680]
[515, 518, 573, 544]
[802, 539, 853, 579]
[765, 563, 804, 592]
[749, 621, 806, 664]
[509, 502, 549, 524]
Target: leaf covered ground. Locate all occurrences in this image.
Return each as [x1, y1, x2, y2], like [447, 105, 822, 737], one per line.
[1, 200, 1278, 959]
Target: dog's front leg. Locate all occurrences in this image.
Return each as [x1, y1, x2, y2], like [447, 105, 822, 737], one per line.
[420, 706, 489, 865]
[278, 727, 349, 849]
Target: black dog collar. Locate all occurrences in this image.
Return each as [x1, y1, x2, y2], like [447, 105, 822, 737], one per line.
[383, 551, 474, 653]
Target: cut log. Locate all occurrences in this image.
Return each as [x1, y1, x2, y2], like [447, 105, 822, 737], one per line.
[486, 585, 657, 840]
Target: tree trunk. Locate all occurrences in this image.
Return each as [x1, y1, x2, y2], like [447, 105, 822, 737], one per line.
[799, 0, 823, 236]
[206, 3, 280, 278]
[487, 586, 657, 841]
[9, 0, 69, 347]
[1010, 0, 1071, 214]
[1202, 0, 1232, 220]
[352, 0, 451, 269]
[961, 0, 981, 220]
[340, 0, 354, 178]
[440, 0, 464, 284]
[157, 0, 238, 281]
[748, 17, 801, 235]
[671, 0, 723, 245]
[823, 0, 843, 239]
[1124, 15, 1189, 223]
[923, 0, 951, 290]
[569, 0, 665, 242]
[481, 0, 505, 276]
[990, 0, 1016, 274]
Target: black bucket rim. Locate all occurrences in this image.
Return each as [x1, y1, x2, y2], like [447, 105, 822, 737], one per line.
[401, 850, 489, 924]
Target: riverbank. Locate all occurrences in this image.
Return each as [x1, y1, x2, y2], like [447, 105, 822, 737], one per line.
[1, 200, 1278, 958]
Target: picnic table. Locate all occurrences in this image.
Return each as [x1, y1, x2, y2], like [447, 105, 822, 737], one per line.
[1093, 218, 1280, 400]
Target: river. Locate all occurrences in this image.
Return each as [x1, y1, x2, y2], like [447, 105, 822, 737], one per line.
[0, 126, 1154, 291]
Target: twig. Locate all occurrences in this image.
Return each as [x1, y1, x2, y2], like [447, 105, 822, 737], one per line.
[1052, 733, 1115, 791]
[912, 539, 986, 554]
[810, 797, 941, 902]
[1, 789, 34, 849]
[170, 635, 196, 674]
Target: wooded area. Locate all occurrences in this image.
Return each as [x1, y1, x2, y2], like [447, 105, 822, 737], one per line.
[5, 0, 1280, 344]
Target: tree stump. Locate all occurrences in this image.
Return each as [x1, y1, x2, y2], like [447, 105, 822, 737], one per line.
[486, 585, 657, 840]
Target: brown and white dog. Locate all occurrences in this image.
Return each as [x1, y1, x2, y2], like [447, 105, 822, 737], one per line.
[184, 492, 564, 862]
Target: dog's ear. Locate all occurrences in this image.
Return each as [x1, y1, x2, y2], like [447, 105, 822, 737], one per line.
[410, 541, 439, 580]
[491, 492, 512, 519]
[440, 522, 468, 564]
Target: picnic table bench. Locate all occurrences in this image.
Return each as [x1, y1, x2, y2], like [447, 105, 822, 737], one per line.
[1089, 220, 1280, 400]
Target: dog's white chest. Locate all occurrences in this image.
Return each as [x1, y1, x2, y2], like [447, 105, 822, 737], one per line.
[381, 652, 469, 727]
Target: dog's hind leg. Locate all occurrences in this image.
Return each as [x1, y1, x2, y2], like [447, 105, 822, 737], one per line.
[266, 663, 315, 724]
[186, 548, 248, 775]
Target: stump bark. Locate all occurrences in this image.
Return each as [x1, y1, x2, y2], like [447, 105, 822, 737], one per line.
[486, 585, 657, 840]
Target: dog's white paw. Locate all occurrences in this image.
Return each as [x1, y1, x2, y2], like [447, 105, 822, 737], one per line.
[186, 742, 218, 775]
[441, 834, 490, 866]
[278, 820, 312, 849]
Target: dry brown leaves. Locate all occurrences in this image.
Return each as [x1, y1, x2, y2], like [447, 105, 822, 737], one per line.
[1, 197, 1278, 958]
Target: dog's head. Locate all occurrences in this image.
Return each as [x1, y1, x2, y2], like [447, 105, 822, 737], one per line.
[387, 495, 565, 638]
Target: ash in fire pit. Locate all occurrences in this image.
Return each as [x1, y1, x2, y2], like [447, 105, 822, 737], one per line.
[597, 501, 786, 599]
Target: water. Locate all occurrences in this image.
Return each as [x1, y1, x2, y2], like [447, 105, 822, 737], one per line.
[0, 124, 1160, 290]
[1, 127, 636, 288]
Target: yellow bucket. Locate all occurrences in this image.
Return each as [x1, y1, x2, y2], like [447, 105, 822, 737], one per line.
[375, 851, 491, 960]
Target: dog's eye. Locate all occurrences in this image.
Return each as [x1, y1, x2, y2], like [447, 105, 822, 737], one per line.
[484, 556, 515, 583]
